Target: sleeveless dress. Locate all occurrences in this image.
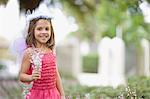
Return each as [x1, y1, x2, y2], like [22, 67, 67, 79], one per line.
[26, 52, 60, 99]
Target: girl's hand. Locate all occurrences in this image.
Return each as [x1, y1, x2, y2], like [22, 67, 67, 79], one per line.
[31, 69, 41, 81]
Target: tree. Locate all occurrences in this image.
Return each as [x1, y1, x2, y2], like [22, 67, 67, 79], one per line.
[60, 0, 150, 45]
[96, 0, 150, 45]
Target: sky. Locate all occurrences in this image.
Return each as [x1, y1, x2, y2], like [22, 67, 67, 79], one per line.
[139, 0, 150, 23]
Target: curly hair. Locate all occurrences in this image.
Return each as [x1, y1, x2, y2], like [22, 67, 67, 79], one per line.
[26, 17, 55, 50]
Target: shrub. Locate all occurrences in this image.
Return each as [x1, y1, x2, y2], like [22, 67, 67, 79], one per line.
[127, 76, 150, 98]
[64, 76, 150, 98]
[82, 53, 99, 73]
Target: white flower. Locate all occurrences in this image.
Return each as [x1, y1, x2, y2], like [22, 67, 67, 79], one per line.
[30, 49, 43, 70]
[20, 48, 43, 97]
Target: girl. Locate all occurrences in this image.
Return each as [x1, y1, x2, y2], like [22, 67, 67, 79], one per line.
[19, 11, 65, 99]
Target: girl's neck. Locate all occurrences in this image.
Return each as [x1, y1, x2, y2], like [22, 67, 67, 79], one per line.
[36, 45, 45, 48]
[35, 43, 46, 48]
[34, 44, 47, 52]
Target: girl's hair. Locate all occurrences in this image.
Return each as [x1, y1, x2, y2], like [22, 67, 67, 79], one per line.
[26, 17, 55, 50]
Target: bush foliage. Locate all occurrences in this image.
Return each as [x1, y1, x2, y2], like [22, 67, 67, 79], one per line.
[82, 53, 99, 73]
[64, 76, 150, 98]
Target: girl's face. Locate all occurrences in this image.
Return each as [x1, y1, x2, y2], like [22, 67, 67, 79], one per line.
[34, 19, 51, 46]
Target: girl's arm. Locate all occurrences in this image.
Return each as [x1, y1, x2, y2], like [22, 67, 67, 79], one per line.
[19, 49, 40, 82]
[56, 66, 65, 98]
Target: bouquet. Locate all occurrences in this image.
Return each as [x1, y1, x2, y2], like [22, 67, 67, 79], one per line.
[20, 48, 43, 98]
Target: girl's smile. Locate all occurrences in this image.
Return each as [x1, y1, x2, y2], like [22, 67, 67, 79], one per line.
[38, 33, 49, 40]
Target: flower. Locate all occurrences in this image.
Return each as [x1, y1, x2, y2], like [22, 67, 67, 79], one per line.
[20, 48, 43, 97]
[30, 48, 43, 70]
[19, 81, 33, 98]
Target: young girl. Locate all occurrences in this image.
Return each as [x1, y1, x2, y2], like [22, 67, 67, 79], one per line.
[19, 11, 65, 99]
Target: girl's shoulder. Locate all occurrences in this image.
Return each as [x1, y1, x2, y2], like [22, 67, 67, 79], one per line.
[22, 47, 33, 58]
[51, 48, 56, 54]
[24, 47, 33, 54]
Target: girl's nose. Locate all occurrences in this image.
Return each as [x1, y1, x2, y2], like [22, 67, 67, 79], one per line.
[41, 29, 47, 34]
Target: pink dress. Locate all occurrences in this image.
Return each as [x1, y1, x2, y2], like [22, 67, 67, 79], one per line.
[26, 52, 60, 99]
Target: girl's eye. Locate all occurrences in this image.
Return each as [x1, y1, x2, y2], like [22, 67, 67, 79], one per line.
[37, 27, 42, 31]
[45, 27, 49, 31]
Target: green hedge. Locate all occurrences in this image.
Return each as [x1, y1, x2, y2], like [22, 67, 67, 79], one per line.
[82, 53, 99, 73]
[127, 76, 150, 98]
[64, 76, 150, 98]
[0, 63, 5, 70]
